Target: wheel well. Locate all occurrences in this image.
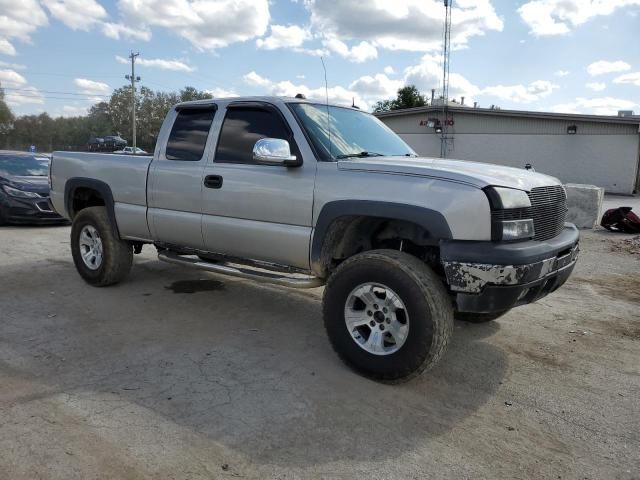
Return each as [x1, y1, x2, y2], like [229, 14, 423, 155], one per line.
[315, 216, 441, 277]
[70, 187, 105, 218]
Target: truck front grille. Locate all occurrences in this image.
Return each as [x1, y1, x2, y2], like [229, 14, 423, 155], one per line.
[491, 185, 567, 241]
[527, 185, 567, 241]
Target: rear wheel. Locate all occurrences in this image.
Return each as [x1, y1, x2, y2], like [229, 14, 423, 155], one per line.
[70, 206, 132, 286]
[454, 310, 510, 323]
[323, 250, 453, 383]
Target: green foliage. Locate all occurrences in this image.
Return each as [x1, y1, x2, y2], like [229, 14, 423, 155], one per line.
[0, 88, 15, 138]
[0, 85, 213, 152]
[373, 85, 428, 113]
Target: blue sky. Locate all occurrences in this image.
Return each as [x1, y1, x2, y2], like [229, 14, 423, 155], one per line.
[1, 0, 639, 116]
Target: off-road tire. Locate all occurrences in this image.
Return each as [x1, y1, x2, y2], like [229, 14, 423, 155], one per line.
[71, 206, 132, 286]
[455, 310, 509, 323]
[323, 249, 454, 383]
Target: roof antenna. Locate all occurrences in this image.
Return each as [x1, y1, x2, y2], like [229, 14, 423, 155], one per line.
[320, 56, 332, 158]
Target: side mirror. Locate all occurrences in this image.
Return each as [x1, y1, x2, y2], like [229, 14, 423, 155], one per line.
[252, 138, 299, 166]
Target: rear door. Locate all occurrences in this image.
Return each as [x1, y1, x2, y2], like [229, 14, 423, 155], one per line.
[147, 104, 217, 249]
[200, 101, 316, 269]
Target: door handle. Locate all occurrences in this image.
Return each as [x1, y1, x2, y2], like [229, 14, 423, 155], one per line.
[204, 175, 223, 189]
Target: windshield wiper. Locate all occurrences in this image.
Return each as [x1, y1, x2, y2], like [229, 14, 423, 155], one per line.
[336, 151, 385, 159]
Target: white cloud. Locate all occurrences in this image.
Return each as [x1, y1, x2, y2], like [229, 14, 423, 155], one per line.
[0, 0, 48, 55]
[102, 22, 151, 41]
[404, 54, 480, 102]
[115, 55, 194, 72]
[585, 82, 606, 91]
[550, 97, 638, 115]
[0, 61, 25, 70]
[322, 37, 377, 63]
[204, 87, 238, 98]
[613, 72, 640, 87]
[519, 0, 640, 36]
[307, 0, 503, 52]
[243, 71, 273, 88]
[482, 80, 557, 103]
[243, 71, 367, 109]
[0, 39, 16, 56]
[74, 78, 110, 95]
[256, 24, 310, 50]
[5, 86, 45, 107]
[42, 0, 107, 31]
[118, 0, 270, 50]
[587, 60, 631, 76]
[57, 104, 90, 117]
[349, 74, 402, 99]
[0, 69, 27, 87]
[555, 70, 569, 77]
[384, 66, 395, 75]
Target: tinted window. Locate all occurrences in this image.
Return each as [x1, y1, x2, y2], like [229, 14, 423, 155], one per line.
[165, 108, 215, 161]
[215, 107, 293, 164]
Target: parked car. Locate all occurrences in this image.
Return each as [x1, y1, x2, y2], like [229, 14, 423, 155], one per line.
[87, 137, 105, 152]
[0, 151, 66, 225]
[49, 96, 579, 382]
[114, 147, 148, 155]
[88, 135, 128, 152]
[103, 135, 127, 150]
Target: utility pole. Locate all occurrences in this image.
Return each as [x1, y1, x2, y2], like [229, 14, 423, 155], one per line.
[124, 51, 140, 152]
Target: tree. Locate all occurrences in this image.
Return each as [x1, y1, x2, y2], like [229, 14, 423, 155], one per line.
[1, 84, 214, 152]
[373, 85, 428, 113]
[0, 87, 14, 143]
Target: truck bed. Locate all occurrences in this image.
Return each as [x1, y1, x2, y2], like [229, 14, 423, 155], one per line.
[50, 151, 153, 240]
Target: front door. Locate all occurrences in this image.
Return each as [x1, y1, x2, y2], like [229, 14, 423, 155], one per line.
[201, 102, 316, 269]
[147, 105, 217, 249]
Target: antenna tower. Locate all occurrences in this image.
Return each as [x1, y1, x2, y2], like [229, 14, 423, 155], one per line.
[440, 0, 452, 158]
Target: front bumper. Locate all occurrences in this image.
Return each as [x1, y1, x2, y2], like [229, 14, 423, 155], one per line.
[440, 224, 580, 313]
[1, 196, 66, 224]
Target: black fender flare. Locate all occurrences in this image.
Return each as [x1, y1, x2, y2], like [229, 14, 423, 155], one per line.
[64, 177, 120, 238]
[310, 200, 452, 275]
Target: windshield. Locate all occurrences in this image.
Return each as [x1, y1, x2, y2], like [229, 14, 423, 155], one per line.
[289, 103, 416, 161]
[0, 154, 50, 177]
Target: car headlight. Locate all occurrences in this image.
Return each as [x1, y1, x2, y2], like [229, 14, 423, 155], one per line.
[485, 186, 531, 209]
[485, 187, 535, 241]
[2, 185, 41, 198]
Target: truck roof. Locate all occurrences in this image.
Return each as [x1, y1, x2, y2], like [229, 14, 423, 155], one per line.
[174, 96, 362, 111]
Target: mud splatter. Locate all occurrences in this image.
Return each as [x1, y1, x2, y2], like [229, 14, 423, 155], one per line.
[165, 279, 225, 294]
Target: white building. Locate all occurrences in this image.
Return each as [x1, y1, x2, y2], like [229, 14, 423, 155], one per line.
[376, 105, 640, 194]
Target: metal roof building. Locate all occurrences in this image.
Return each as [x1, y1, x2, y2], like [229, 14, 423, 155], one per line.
[375, 105, 640, 194]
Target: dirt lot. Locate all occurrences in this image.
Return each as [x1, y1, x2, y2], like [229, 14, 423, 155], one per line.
[0, 224, 638, 480]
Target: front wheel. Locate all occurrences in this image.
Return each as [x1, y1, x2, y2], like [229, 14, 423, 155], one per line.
[70, 206, 133, 286]
[323, 250, 453, 383]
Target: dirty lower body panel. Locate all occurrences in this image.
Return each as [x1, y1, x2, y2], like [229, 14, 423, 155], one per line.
[440, 224, 580, 314]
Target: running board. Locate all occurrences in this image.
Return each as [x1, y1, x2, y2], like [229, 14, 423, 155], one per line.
[158, 251, 325, 289]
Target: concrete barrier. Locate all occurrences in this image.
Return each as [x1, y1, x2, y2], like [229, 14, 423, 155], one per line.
[564, 183, 604, 229]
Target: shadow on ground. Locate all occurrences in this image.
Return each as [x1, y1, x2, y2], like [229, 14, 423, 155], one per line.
[1, 258, 507, 468]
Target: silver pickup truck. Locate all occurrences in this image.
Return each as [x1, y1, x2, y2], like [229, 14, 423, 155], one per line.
[50, 96, 579, 382]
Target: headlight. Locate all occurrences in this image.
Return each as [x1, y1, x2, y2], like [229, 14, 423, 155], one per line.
[485, 187, 531, 209]
[494, 219, 535, 241]
[2, 185, 41, 198]
[485, 187, 535, 241]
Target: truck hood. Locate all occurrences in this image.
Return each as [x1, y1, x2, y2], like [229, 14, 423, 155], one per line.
[337, 157, 561, 191]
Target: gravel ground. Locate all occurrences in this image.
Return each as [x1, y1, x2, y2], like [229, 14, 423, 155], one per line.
[0, 224, 638, 480]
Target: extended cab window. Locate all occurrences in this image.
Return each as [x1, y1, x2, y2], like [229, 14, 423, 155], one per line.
[165, 108, 216, 161]
[215, 106, 295, 164]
